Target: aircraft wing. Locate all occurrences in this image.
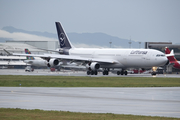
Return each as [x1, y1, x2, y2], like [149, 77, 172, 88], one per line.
[11, 52, 119, 64]
[0, 61, 29, 66]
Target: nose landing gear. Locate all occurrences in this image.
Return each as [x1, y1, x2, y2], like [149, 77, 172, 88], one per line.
[151, 67, 157, 76]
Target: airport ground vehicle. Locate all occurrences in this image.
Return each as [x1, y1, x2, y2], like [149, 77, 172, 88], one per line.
[25, 66, 34, 72]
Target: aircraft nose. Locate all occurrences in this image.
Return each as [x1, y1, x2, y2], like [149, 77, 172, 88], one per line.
[165, 60, 170, 65]
[162, 57, 169, 66]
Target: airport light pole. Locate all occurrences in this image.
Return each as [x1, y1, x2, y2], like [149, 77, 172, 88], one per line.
[109, 41, 112, 48]
[129, 39, 131, 48]
[128, 36, 132, 48]
[139, 42, 141, 48]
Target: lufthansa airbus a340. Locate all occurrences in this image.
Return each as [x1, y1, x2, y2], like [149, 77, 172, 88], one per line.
[4, 22, 168, 75]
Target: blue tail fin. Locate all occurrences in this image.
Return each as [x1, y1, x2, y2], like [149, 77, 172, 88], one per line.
[55, 22, 73, 49]
[25, 49, 35, 60]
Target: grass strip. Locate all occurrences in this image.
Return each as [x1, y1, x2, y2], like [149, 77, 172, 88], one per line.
[0, 108, 179, 120]
[0, 75, 180, 87]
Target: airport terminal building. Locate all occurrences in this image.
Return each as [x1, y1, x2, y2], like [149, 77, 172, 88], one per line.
[0, 40, 59, 69]
[0, 39, 59, 55]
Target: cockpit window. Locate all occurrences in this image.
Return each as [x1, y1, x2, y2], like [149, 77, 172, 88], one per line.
[156, 54, 165, 57]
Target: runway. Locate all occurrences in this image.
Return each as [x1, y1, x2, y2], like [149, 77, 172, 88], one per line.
[0, 69, 180, 78]
[0, 69, 180, 118]
[0, 87, 180, 118]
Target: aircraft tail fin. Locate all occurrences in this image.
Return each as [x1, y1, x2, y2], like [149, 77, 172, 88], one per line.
[165, 47, 177, 62]
[25, 49, 35, 60]
[55, 22, 74, 49]
[165, 47, 171, 54]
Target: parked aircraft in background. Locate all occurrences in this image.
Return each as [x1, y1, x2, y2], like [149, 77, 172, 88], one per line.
[24, 49, 85, 70]
[24, 49, 49, 67]
[0, 55, 27, 66]
[165, 47, 180, 69]
[4, 22, 168, 76]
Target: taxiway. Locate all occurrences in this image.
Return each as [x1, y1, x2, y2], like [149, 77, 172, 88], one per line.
[0, 87, 180, 118]
[0, 69, 180, 78]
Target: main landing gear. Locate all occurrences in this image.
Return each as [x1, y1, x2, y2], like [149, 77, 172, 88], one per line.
[103, 69, 109, 75]
[117, 70, 127, 75]
[87, 69, 109, 75]
[87, 70, 98, 75]
[87, 69, 128, 76]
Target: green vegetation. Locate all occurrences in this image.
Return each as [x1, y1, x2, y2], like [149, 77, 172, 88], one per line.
[0, 108, 179, 120]
[0, 75, 180, 87]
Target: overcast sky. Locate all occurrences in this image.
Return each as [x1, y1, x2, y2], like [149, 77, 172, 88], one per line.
[0, 0, 180, 44]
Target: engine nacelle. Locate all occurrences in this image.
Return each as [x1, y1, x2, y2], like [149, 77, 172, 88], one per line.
[47, 59, 59, 67]
[86, 62, 100, 70]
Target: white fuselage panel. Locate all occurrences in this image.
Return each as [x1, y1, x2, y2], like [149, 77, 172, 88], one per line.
[69, 48, 167, 69]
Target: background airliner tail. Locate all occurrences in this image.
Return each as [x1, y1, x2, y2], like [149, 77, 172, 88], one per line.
[55, 22, 74, 49]
[25, 49, 35, 60]
[165, 47, 177, 62]
[165, 47, 180, 69]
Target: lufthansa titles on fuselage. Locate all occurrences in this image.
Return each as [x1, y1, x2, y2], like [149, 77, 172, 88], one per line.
[130, 50, 148, 55]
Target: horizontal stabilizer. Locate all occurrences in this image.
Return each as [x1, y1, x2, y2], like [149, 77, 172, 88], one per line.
[166, 49, 174, 57]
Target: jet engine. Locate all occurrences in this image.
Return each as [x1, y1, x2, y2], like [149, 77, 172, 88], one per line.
[47, 59, 59, 67]
[86, 62, 100, 70]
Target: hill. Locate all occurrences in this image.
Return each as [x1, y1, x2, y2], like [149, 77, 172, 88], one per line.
[1, 26, 144, 48]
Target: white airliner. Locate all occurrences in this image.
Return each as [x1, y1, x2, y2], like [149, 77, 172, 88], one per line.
[4, 22, 168, 75]
[23, 48, 85, 70]
[23, 49, 51, 67]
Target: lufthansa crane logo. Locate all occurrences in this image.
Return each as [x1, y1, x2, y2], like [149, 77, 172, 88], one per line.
[59, 33, 65, 47]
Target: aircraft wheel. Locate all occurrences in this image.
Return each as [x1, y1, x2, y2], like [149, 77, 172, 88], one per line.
[121, 70, 124, 75]
[87, 71, 90, 75]
[151, 72, 156, 76]
[94, 70, 98, 75]
[106, 70, 109, 75]
[125, 71, 128, 75]
[103, 71, 106, 75]
[103, 70, 108, 75]
[117, 71, 120, 75]
[91, 70, 94, 75]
